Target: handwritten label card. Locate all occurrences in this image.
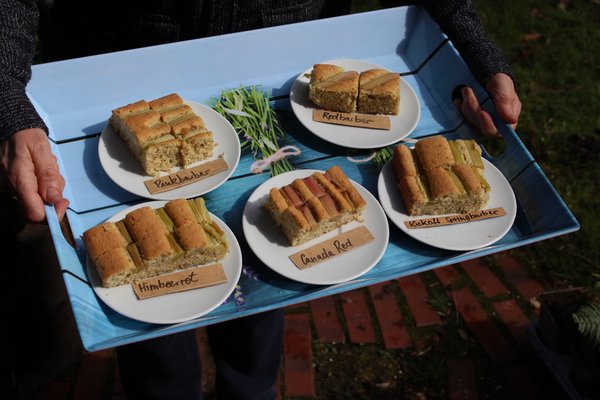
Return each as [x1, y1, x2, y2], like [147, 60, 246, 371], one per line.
[404, 207, 507, 229]
[313, 110, 391, 130]
[132, 263, 227, 300]
[289, 226, 375, 270]
[144, 158, 229, 194]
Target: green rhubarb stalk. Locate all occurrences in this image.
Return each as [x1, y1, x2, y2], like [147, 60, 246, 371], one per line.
[211, 85, 294, 176]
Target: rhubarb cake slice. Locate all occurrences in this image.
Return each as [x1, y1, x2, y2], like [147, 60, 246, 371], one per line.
[149, 93, 214, 167]
[357, 69, 400, 115]
[83, 198, 228, 288]
[264, 165, 366, 246]
[308, 64, 359, 113]
[392, 135, 491, 216]
[109, 93, 214, 176]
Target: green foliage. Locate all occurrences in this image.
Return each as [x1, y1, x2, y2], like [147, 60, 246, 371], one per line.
[573, 302, 600, 350]
[372, 145, 393, 166]
[211, 86, 295, 176]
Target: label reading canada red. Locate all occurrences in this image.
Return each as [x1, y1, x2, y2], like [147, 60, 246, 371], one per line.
[289, 226, 375, 270]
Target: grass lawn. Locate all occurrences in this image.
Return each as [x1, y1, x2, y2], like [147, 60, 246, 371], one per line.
[349, 0, 599, 291]
[300, 1, 600, 398]
[472, 0, 599, 291]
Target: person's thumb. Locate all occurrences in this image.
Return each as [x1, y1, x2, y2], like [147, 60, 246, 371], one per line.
[486, 73, 521, 127]
[31, 140, 64, 205]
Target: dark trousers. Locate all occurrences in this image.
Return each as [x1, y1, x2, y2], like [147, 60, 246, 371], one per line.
[117, 308, 284, 400]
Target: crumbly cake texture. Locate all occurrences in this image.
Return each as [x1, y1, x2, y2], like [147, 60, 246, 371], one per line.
[109, 93, 214, 176]
[357, 69, 400, 115]
[83, 198, 228, 288]
[264, 165, 367, 246]
[308, 64, 401, 115]
[308, 64, 359, 113]
[392, 135, 491, 216]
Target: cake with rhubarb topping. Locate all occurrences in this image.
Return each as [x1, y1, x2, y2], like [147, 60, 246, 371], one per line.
[264, 165, 366, 246]
[109, 93, 214, 176]
[357, 69, 400, 115]
[392, 135, 490, 216]
[83, 198, 228, 288]
[308, 64, 359, 113]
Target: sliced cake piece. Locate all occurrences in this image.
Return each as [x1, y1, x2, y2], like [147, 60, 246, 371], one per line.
[109, 93, 214, 176]
[83, 198, 229, 288]
[392, 135, 491, 216]
[263, 165, 366, 246]
[109, 101, 180, 176]
[149, 93, 215, 167]
[308, 64, 359, 113]
[357, 69, 401, 115]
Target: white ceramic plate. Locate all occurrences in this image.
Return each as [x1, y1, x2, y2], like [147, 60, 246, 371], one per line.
[289, 58, 421, 149]
[86, 201, 242, 324]
[377, 158, 517, 251]
[98, 100, 240, 200]
[243, 169, 389, 285]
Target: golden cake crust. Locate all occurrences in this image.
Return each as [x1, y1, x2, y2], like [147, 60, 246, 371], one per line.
[149, 93, 184, 111]
[414, 135, 454, 171]
[310, 63, 344, 82]
[109, 93, 214, 176]
[357, 69, 401, 115]
[392, 135, 491, 216]
[264, 166, 366, 246]
[83, 198, 229, 288]
[164, 198, 197, 227]
[308, 64, 359, 113]
[82, 222, 128, 257]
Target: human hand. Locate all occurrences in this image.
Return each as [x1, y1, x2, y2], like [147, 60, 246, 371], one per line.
[454, 73, 522, 139]
[0, 128, 69, 222]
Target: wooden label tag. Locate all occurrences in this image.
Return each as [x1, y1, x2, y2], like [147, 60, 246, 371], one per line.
[132, 263, 227, 300]
[144, 158, 229, 194]
[289, 226, 375, 270]
[312, 109, 391, 130]
[404, 207, 507, 229]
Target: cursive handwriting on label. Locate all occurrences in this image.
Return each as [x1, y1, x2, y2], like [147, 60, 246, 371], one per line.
[145, 158, 229, 194]
[289, 226, 375, 269]
[312, 110, 390, 130]
[404, 207, 507, 229]
[132, 263, 227, 299]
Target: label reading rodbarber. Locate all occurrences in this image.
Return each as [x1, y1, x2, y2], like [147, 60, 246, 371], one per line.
[132, 263, 227, 300]
[145, 158, 229, 194]
[312, 109, 391, 130]
[289, 226, 375, 270]
[404, 207, 507, 229]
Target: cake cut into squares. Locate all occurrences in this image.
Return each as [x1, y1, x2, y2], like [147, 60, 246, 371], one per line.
[308, 64, 359, 113]
[109, 93, 214, 176]
[357, 69, 401, 115]
[392, 135, 491, 216]
[83, 198, 229, 288]
[264, 165, 367, 246]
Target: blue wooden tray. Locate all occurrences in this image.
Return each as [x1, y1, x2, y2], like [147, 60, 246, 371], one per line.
[29, 6, 579, 351]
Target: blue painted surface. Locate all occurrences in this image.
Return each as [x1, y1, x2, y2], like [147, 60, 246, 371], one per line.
[33, 7, 578, 351]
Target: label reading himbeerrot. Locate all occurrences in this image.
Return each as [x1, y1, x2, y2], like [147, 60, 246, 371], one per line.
[132, 263, 227, 300]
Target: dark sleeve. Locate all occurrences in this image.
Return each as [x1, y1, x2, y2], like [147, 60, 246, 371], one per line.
[0, 0, 48, 142]
[380, 0, 515, 87]
[419, 0, 515, 87]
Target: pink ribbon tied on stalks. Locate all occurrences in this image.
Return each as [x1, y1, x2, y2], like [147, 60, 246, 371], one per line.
[250, 145, 301, 174]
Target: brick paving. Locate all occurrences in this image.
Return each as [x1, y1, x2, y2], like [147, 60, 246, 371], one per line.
[33, 251, 563, 399]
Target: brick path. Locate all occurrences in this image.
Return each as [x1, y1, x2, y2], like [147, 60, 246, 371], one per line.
[35, 251, 559, 399]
